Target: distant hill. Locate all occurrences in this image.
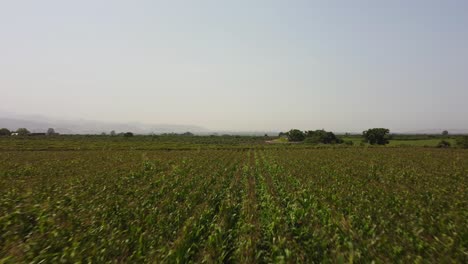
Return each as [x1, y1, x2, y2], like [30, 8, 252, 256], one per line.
[0, 114, 209, 135]
[3, 112, 466, 136]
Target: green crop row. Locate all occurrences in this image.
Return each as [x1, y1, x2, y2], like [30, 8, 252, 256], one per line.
[0, 148, 467, 262]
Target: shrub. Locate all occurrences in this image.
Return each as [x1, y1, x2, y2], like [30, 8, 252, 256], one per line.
[437, 140, 451, 148]
[456, 136, 468, 149]
[124, 132, 134, 137]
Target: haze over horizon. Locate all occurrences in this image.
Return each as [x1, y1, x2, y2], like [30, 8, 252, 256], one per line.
[1, 1, 467, 132]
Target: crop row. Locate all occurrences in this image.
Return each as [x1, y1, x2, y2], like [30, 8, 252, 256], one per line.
[0, 148, 467, 262]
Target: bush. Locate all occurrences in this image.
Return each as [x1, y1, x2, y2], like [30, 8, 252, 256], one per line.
[437, 140, 451, 148]
[124, 132, 134, 137]
[456, 136, 468, 149]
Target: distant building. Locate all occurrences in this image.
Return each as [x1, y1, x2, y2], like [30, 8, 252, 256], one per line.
[11, 132, 19, 136]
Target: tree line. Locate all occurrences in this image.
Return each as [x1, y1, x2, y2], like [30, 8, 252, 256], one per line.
[1, 126, 468, 148]
[280, 128, 391, 145]
[280, 128, 468, 148]
[0, 128, 58, 136]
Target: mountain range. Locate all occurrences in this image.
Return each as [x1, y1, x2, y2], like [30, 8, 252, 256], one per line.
[1, 112, 467, 135]
[0, 113, 208, 135]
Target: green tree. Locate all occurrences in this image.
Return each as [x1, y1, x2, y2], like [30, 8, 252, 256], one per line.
[304, 129, 343, 144]
[46, 128, 56, 136]
[0, 128, 11, 136]
[442, 130, 449, 136]
[124, 132, 134, 137]
[16, 128, 30, 136]
[287, 129, 305, 142]
[363, 128, 390, 145]
[110, 130, 116, 136]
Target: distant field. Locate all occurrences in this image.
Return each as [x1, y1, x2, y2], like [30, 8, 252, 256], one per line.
[0, 135, 269, 151]
[388, 138, 457, 147]
[0, 137, 467, 262]
[341, 136, 458, 147]
[0, 134, 461, 150]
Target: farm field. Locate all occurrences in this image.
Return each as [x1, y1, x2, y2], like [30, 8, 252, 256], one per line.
[340, 137, 458, 147]
[0, 138, 467, 262]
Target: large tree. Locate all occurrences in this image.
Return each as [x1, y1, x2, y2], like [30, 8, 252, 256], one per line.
[363, 128, 390, 145]
[47, 128, 56, 136]
[287, 129, 305, 142]
[16, 128, 30, 136]
[0, 128, 11, 136]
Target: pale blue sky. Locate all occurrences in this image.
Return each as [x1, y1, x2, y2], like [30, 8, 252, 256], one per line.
[1, 0, 467, 132]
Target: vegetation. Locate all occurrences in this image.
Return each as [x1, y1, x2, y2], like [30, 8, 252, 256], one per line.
[46, 128, 57, 136]
[456, 136, 468, 149]
[286, 129, 305, 142]
[0, 128, 10, 136]
[15, 128, 30, 136]
[0, 138, 466, 262]
[304, 129, 343, 144]
[436, 140, 451, 148]
[285, 129, 344, 144]
[363, 128, 390, 145]
[124, 132, 134, 137]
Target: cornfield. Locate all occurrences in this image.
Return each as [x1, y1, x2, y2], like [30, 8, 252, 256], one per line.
[1, 147, 467, 262]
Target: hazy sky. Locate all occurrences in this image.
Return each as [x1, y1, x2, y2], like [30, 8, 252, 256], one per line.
[1, 0, 467, 132]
